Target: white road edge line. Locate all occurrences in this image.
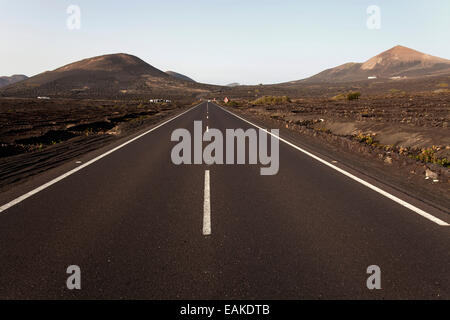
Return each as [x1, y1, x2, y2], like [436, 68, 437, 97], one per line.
[215, 103, 449, 227]
[0, 103, 203, 214]
[203, 170, 211, 235]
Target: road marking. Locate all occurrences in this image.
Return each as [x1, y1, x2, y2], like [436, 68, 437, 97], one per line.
[206, 103, 209, 131]
[215, 103, 449, 227]
[0, 103, 203, 214]
[203, 170, 211, 235]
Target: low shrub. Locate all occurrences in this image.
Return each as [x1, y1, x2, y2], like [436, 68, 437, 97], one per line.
[356, 133, 377, 146]
[252, 96, 291, 105]
[347, 92, 361, 100]
[331, 93, 347, 101]
[415, 147, 449, 167]
[332, 92, 361, 101]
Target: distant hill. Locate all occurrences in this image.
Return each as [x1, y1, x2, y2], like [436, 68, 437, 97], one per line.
[1, 54, 212, 98]
[165, 71, 196, 82]
[305, 45, 450, 83]
[226, 83, 240, 87]
[0, 75, 28, 88]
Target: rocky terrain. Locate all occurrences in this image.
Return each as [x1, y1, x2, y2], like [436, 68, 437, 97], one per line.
[0, 97, 195, 190]
[221, 90, 450, 209]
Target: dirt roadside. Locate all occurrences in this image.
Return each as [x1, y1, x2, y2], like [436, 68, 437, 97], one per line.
[0, 98, 196, 192]
[220, 98, 450, 213]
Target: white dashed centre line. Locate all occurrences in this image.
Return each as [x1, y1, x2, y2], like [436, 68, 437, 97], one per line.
[203, 170, 211, 235]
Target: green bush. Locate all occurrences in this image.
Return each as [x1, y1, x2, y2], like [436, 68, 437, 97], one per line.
[356, 133, 377, 146]
[347, 92, 361, 100]
[331, 93, 347, 101]
[252, 96, 291, 105]
[415, 147, 449, 167]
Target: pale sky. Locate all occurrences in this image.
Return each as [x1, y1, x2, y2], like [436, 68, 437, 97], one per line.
[1, 0, 449, 85]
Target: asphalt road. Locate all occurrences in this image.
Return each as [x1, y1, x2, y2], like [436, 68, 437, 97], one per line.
[0, 101, 448, 299]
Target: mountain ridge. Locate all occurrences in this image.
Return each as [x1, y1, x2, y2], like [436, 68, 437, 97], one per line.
[0, 74, 28, 88]
[2, 46, 450, 98]
[304, 45, 450, 83]
[0, 53, 211, 98]
[165, 71, 196, 82]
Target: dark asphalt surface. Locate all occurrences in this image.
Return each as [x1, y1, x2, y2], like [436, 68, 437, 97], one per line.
[0, 102, 448, 299]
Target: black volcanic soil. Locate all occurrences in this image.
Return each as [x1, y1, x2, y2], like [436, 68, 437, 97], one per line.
[216, 75, 450, 100]
[221, 91, 450, 211]
[0, 98, 194, 190]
